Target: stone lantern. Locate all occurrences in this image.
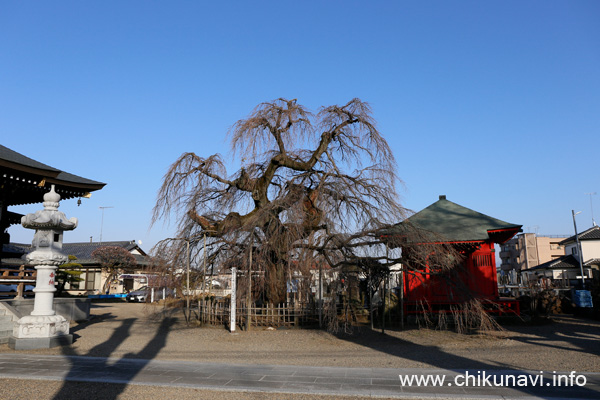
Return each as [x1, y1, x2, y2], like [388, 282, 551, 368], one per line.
[9, 185, 77, 349]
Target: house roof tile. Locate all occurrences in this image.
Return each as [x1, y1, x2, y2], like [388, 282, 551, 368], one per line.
[560, 226, 600, 245]
[4, 241, 148, 266]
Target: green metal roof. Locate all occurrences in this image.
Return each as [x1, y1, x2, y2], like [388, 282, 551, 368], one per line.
[392, 195, 522, 243]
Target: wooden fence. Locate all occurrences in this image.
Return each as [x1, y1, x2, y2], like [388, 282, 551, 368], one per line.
[195, 299, 319, 328]
[0, 265, 36, 297]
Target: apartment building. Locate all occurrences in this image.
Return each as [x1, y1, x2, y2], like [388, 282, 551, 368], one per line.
[499, 233, 568, 273]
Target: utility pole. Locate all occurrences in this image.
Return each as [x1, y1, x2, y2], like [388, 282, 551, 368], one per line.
[572, 210, 586, 289]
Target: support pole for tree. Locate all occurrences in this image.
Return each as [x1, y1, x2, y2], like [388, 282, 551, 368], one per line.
[202, 233, 207, 323]
[369, 271, 374, 330]
[318, 263, 323, 328]
[400, 267, 404, 330]
[186, 239, 190, 323]
[381, 273, 386, 334]
[247, 247, 252, 331]
[201, 234, 207, 293]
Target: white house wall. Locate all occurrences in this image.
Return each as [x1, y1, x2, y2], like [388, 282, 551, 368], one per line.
[581, 241, 600, 260]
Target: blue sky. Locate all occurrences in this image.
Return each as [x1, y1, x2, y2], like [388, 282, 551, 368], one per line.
[2, 1, 599, 251]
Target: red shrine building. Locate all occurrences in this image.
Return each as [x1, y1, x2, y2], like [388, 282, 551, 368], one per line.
[389, 195, 522, 314]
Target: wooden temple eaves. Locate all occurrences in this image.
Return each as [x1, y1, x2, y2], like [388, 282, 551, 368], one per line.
[0, 144, 106, 208]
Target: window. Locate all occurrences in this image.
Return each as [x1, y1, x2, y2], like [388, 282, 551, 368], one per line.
[85, 271, 96, 290]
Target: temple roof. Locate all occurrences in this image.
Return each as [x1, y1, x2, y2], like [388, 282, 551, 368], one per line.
[388, 195, 522, 244]
[0, 144, 106, 207]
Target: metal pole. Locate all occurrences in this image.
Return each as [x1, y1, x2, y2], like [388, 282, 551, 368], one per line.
[202, 233, 207, 322]
[186, 239, 190, 323]
[318, 263, 323, 328]
[201, 234, 207, 293]
[369, 272, 374, 330]
[400, 266, 404, 330]
[572, 210, 586, 288]
[247, 247, 252, 331]
[381, 274, 386, 334]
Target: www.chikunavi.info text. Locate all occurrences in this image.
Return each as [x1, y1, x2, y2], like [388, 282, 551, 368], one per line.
[399, 371, 587, 387]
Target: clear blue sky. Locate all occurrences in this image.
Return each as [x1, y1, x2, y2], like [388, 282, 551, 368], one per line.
[2, 1, 599, 252]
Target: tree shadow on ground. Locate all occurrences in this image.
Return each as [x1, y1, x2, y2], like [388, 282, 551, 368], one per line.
[69, 312, 117, 335]
[52, 314, 176, 400]
[333, 317, 600, 398]
[501, 315, 600, 358]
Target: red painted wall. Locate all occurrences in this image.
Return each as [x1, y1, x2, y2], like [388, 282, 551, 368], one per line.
[404, 241, 499, 304]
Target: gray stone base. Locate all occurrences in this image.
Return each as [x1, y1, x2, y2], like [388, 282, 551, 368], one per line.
[8, 334, 73, 350]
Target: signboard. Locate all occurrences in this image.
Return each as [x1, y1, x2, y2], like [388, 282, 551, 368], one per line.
[230, 267, 236, 333]
[573, 290, 593, 308]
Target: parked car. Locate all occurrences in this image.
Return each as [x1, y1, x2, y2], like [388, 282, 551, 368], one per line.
[126, 286, 174, 303]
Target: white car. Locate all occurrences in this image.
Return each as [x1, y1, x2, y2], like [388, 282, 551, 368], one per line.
[126, 286, 173, 302]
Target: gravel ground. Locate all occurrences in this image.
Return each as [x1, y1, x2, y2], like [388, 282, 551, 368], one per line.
[1, 301, 599, 399]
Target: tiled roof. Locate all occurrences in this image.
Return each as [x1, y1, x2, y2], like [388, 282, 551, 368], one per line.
[4, 241, 148, 266]
[63, 241, 146, 259]
[560, 225, 600, 245]
[529, 255, 581, 271]
[529, 254, 599, 271]
[387, 196, 522, 242]
[584, 258, 600, 267]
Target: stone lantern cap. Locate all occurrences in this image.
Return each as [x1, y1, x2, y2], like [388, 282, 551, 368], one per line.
[21, 185, 78, 231]
[21, 185, 78, 266]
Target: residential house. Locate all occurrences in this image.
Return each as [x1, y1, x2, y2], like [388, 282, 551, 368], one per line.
[7, 240, 151, 296]
[525, 226, 600, 289]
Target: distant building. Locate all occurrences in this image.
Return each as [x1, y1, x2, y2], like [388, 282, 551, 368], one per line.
[499, 233, 568, 273]
[524, 226, 600, 289]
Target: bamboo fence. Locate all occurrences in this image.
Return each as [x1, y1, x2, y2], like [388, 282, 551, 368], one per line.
[196, 299, 319, 328]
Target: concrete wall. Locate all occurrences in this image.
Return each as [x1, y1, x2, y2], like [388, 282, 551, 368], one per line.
[1, 298, 90, 322]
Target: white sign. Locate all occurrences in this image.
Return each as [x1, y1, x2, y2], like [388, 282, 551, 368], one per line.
[230, 267, 236, 333]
